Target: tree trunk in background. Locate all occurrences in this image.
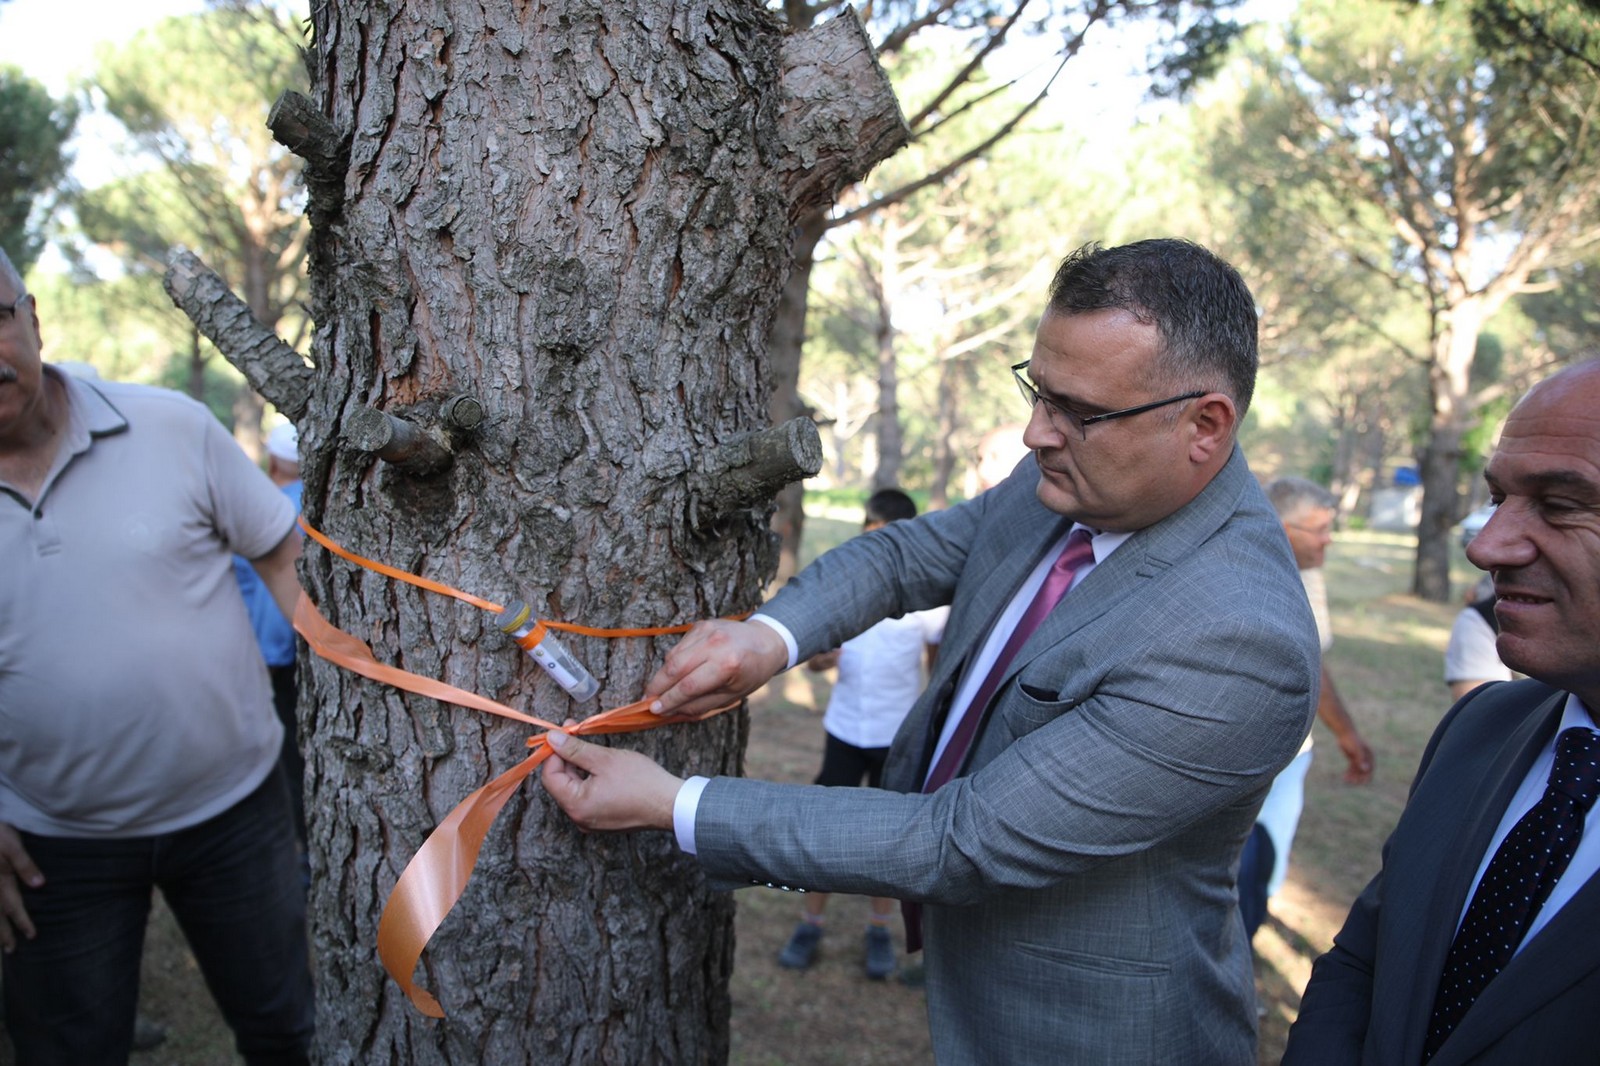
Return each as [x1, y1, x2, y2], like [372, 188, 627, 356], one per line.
[1413, 301, 1484, 602]
[871, 312, 903, 491]
[867, 210, 902, 491]
[292, 2, 904, 1061]
[186, 326, 206, 404]
[927, 349, 962, 509]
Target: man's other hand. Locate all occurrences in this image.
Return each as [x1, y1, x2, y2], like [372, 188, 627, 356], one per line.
[644, 619, 789, 717]
[1339, 731, 1376, 786]
[0, 822, 42, 952]
[541, 732, 683, 832]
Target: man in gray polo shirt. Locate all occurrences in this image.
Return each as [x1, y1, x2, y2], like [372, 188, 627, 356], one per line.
[0, 247, 314, 1064]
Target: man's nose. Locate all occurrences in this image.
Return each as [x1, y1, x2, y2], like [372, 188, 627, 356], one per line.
[1465, 504, 1534, 571]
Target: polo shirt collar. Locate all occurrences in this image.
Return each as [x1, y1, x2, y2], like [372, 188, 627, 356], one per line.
[49, 365, 129, 444]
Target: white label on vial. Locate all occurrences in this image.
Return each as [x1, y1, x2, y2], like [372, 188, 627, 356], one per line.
[530, 636, 599, 700]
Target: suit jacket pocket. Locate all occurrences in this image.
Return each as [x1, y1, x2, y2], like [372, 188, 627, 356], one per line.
[1013, 939, 1169, 977]
[1006, 674, 1081, 733]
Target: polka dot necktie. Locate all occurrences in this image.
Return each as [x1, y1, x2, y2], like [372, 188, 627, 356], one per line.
[1423, 726, 1600, 1061]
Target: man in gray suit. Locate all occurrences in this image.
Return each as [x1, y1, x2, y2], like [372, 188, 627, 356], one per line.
[1283, 360, 1600, 1065]
[545, 239, 1321, 1064]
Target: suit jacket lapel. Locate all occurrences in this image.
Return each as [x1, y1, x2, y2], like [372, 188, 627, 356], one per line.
[1429, 691, 1592, 1065]
[927, 446, 1256, 784]
[884, 475, 1066, 790]
[1008, 444, 1251, 677]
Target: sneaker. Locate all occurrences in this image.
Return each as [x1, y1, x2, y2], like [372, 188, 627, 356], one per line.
[778, 921, 823, 969]
[864, 925, 895, 980]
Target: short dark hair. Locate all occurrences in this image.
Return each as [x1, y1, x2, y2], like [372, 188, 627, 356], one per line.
[1046, 239, 1258, 418]
[865, 488, 917, 525]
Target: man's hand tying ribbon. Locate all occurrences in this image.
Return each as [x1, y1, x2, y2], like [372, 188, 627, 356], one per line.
[642, 618, 789, 717]
[542, 731, 683, 832]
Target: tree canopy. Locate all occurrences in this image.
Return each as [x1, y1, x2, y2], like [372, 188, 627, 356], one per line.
[0, 66, 77, 273]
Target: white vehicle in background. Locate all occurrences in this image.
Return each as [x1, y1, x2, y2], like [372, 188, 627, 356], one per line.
[1457, 503, 1497, 547]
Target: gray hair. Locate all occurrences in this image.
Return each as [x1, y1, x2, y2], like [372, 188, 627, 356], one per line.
[1264, 476, 1338, 521]
[0, 247, 25, 301]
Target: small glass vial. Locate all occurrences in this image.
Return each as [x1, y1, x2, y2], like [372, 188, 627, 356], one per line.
[497, 600, 599, 701]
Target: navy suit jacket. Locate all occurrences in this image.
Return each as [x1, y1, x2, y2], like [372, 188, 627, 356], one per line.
[1284, 679, 1600, 1064]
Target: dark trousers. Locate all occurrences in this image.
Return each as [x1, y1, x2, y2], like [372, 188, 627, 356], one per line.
[1, 769, 314, 1066]
[1237, 821, 1276, 942]
[269, 662, 306, 847]
[815, 732, 891, 789]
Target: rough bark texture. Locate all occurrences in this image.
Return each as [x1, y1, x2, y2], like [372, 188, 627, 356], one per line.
[164, 248, 314, 421]
[272, 1, 905, 1062]
[764, 207, 829, 588]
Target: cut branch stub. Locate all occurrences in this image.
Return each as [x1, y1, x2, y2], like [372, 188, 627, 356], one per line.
[268, 89, 349, 227]
[775, 8, 909, 220]
[163, 249, 313, 422]
[689, 417, 823, 527]
[438, 394, 485, 434]
[344, 406, 454, 476]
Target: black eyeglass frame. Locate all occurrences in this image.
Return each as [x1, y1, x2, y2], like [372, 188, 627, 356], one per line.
[0, 293, 32, 323]
[1010, 360, 1205, 440]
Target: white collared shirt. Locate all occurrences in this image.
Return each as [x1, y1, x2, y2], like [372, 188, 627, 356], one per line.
[1453, 694, 1600, 954]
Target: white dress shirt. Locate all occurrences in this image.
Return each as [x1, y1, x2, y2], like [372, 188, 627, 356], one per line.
[1453, 694, 1600, 954]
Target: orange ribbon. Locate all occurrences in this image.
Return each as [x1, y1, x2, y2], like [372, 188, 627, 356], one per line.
[291, 522, 744, 1017]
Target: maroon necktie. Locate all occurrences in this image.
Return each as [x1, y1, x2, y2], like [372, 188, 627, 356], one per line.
[922, 527, 1096, 792]
[904, 527, 1096, 952]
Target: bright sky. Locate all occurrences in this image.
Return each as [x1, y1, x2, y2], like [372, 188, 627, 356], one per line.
[0, 0, 205, 93]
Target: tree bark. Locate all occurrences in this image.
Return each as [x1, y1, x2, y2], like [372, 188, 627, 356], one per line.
[1412, 309, 1481, 601]
[765, 207, 830, 589]
[196, 2, 911, 1062]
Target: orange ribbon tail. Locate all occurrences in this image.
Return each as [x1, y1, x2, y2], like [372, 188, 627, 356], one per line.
[293, 594, 735, 1017]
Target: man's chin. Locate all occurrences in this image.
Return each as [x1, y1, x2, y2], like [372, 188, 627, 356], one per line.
[1034, 477, 1079, 518]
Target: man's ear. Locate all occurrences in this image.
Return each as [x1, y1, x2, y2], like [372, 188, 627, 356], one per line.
[1187, 393, 1237, 464]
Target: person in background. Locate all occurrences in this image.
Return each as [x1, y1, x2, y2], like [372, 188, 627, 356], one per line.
[778, 488, 946, 980]
[1285, 359, 1600, 1063]
[1445, 573, 1513, 700]
[1237, 477, 1376, 941]
[973, 422, 1030, 496]
[0, 247, 313, 1064]
[234, 422, 307, 855]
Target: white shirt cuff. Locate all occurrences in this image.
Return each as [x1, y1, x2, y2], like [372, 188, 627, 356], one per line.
[673, 775, 711, 854]
[751, 613, 799, 670]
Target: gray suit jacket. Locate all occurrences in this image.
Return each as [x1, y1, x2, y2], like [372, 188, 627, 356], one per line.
[1283, 680, 1600, 1065]
[696, 447, 1319, 1064]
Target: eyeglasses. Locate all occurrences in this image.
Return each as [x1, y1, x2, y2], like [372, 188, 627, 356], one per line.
[0, 293, 31, 325]
[1011, 361, 1205, 440]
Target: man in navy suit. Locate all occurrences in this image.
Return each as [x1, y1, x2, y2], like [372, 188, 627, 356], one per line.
[1284, 358, 1600, 1064]
[542, 239, 1321, 1064]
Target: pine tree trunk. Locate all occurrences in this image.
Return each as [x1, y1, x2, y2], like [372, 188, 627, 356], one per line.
[1412, 306, 1483, 603]
[277, 2, 906, 1061]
